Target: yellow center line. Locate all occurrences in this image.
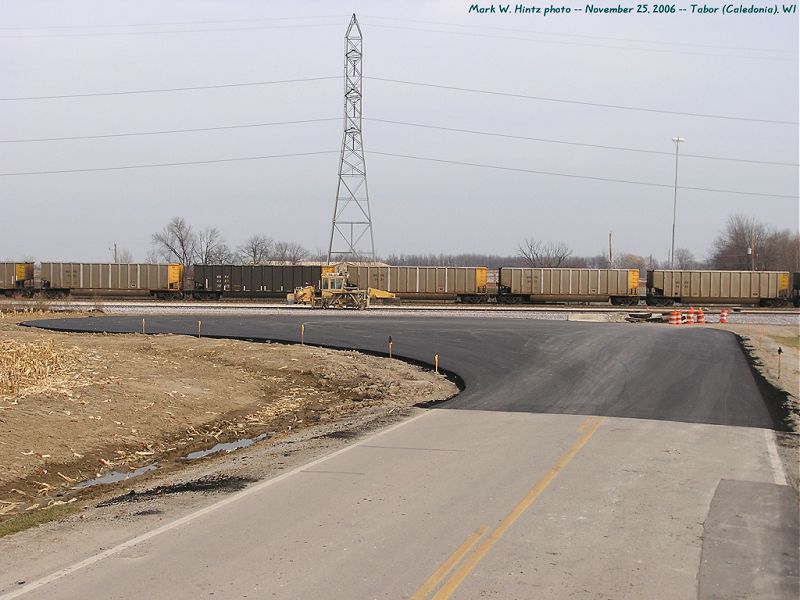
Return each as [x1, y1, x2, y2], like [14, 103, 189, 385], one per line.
[410, 525, 488, 600]
[430, 415, 605, 600]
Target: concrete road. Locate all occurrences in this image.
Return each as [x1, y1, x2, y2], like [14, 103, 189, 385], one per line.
[1, 315, 795, 599]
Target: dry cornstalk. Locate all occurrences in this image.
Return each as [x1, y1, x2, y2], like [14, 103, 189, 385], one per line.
[1, 339, 99, 400]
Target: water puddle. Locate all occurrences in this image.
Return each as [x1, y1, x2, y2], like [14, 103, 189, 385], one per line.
[72, 433, 270, 491]
[74, 463, 158, 489]
[181, 433, 269, 461]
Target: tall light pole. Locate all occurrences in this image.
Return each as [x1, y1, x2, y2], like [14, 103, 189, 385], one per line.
[669, 136, 685, 268]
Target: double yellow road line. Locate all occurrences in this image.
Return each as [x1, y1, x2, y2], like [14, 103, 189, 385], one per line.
[411, 415, 605, 600]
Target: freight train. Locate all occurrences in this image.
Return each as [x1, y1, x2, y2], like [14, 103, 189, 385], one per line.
[191, 264, 329, 300]
[645, 270, 793, 307]
[1, 261, 798, 307]
[0, 262, 330, 301]
[0, 263, 185, 300]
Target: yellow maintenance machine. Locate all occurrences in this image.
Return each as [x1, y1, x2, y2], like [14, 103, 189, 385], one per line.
[291, 272, 396, 309]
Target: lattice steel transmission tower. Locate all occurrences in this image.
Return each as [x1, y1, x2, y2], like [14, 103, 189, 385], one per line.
[327, 14, 375, 264]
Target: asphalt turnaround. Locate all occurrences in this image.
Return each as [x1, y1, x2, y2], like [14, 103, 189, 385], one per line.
[25, 314, 782, 430]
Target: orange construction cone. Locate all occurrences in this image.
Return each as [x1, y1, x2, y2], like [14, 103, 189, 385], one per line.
[719, 309, 729, 324]
[686, 307, 696, 324]
[697, 308, 706, 324]
[669, 310, 681, 325]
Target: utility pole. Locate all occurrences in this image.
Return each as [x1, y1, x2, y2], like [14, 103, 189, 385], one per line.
[670, 136, 685, 269]
[608, 231, 613, 266]
[327, 14, 375, 264]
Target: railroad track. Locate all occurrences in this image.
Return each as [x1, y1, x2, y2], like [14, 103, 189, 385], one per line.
[1, 298, 797, 316]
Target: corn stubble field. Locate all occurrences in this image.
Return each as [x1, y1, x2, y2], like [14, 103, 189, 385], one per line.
[0, 311, 456, 528]
[0, 339, 87, 399]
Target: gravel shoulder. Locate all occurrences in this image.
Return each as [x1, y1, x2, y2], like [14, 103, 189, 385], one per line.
[722, 323, 799, 492]
[0, 311, 457, 534]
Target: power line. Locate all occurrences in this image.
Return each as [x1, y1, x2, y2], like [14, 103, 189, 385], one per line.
[1, 115, 794, 168]
[1, 147, 794, 200]
[364, 118, 799, 167]
[0, 22, 344, 39]
[3, 12, 791, 56]
[359, 14, 795, 55]
[5, 15, 788, 61]
[0, 15, 350, 30]
[362, 23, 796, 62]
[3, 75, 794, 128]
[0, 151, 339, 177]
[0, 76, 339, 101]
[365, 77, 799, 126]
[367, 151, 798, 199]
[0, 118, 341, 143]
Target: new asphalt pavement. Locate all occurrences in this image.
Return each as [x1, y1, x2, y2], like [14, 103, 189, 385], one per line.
[23, 313, 787, 428]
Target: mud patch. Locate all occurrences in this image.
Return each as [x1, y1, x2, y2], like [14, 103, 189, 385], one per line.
[315, 430, 358, 440]
[97, 475, 254, 507]
[132, 508, 163, 517]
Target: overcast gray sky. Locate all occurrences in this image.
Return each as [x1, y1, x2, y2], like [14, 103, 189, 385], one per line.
[1, 0, 797, 263]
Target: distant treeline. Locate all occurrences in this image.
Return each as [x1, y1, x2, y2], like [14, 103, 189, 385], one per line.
[133, 214, 798, 274]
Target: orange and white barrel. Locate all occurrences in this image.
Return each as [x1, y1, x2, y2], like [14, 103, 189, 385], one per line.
[719, 309, 729, 324]
[669, 310, 681, 325]
[696, 308, 706, 324]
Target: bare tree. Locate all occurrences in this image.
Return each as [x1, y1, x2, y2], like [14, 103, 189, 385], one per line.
[584, 252, 611, 269]
[117, 248, 134, 263]
[709, 214, 765, 270]
[195, 227, 227, 265]
[284, 242, 310, 265]
[309, 247, 329, 263]
[517, 239, 573, 267]
[212, 242, 235, 264]
[673, 248, 696, 269]
[708, 214, 798, 271]
[760, 229, 800, 272]
[237, 235, 272, 264]
[151, 217, 196, 265]
[271, 241, 288, 263]
[271, 241, 310, 265]
[614, 253, 648, 276]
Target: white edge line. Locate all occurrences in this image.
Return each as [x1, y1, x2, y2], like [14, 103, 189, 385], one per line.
[0, 410, 434, 600]
[763, 428, 788, 486]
